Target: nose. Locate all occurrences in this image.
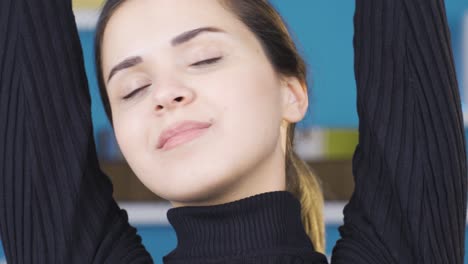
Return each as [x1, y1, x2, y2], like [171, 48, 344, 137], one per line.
[152, 81, 195, 114]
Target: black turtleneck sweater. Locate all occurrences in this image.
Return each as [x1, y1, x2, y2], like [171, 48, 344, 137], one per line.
[163, 191, 328, 263]
[0, 0, 466, 263]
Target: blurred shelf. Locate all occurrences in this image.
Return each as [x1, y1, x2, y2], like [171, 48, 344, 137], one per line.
[100, 158, 355, 202]
[117, 200, 347, 226]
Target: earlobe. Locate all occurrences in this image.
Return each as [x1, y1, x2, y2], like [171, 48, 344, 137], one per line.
[281, 76, 308, 123]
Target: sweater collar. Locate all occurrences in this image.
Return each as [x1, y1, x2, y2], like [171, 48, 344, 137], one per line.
[163, 190, 315, 259]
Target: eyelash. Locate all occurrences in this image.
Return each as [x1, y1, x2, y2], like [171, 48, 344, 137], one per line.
[122, 57, 222, 100]
[122, 84, 151, 100]
[190, 56, 222, 67]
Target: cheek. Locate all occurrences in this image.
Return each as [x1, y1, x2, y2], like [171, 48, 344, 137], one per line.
[196, 62, 283, 174]
[113, 110, 149, 161]
[219, 62, 283, 133]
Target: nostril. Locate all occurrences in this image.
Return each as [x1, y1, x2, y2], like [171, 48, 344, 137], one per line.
[174, 96, 184, 102]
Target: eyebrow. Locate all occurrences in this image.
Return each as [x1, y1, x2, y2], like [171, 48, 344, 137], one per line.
[171, 26, 225, 46]
[107, 56, 143, 83]
[107, 26, 226, 84]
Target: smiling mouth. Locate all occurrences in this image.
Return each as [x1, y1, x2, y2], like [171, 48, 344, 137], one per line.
[159, 127, 210, 151]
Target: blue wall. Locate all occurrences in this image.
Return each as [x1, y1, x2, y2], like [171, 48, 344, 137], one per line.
[271, 0, 467, 128]
[269, 1, 357, 129]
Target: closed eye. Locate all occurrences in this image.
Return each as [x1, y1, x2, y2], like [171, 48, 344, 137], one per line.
[122, 84, 151, 100]
[190, 57, 222, 67]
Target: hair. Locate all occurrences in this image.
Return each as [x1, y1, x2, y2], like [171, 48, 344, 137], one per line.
[94, 0, 325, 253]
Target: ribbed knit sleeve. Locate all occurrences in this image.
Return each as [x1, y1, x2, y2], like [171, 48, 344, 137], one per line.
[0, 0, 153, 263]
[330, 0, 467, 263]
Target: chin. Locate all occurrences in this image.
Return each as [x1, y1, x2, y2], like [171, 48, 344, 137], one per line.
[135, 149, 244, 206]
[154, 173, 235, 207]
[161, 188, 219, 207]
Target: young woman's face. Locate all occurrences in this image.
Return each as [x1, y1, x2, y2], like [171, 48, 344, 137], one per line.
[101, 0, 307, 206]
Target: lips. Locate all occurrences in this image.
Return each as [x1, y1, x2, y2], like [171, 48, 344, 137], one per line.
[157, 120, 212, 150]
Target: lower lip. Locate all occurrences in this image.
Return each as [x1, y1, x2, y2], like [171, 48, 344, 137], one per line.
[160, 127, 210, 151]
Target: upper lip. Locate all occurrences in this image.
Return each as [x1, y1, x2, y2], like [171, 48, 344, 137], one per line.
[157, 120, 212, 149]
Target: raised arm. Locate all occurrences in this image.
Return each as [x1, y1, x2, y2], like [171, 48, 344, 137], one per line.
[331, 0, 467, 263]
[0, 0, 153, 262]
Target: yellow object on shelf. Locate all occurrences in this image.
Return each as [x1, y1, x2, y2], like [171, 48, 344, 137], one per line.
[324, 129, 359, 160]
[73, 0, 103, 9]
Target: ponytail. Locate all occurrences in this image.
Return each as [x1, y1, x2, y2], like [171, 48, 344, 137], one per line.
[285, 123, 326, 254]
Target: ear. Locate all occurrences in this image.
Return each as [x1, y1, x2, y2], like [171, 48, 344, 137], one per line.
[280, 75, 309, 124]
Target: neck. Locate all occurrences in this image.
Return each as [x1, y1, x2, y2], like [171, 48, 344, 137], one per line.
[171, 144, 287, 208]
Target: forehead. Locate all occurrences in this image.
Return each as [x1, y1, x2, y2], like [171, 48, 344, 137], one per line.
[101, 0, 249, 65]
[109, 0, 231, 27]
